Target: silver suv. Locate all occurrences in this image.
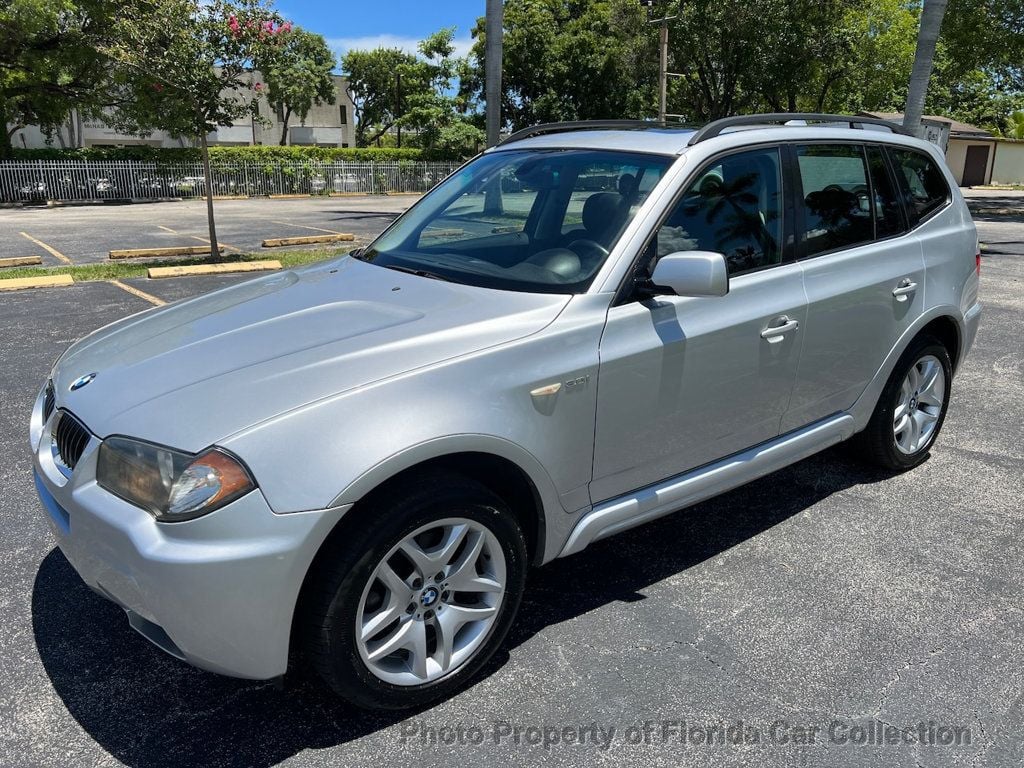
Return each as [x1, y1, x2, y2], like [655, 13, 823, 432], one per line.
[30, 114, 982, 709]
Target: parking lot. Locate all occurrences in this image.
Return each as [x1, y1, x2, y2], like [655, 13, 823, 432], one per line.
[0, 200, 1021, 767]
[0, 196, 412, 265]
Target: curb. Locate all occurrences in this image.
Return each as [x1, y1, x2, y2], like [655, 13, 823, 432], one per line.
[0, 274, 74, 292]
[262, 233, 354, 247]
[0, 256, 43, 268]
[110, 245, 212, 260]
[147, 260, 282, 279]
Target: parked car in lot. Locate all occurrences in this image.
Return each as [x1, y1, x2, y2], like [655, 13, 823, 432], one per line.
[31, 114, 981, 710]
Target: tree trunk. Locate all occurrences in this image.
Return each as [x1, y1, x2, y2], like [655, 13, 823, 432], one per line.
[200, 132, 220, 259]
[279, 106, 291, 146]
[903, 0, 949, 138]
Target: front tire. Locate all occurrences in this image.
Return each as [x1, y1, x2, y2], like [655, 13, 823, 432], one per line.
[855, 334, 952, 471]
[300, 474, 527, 710]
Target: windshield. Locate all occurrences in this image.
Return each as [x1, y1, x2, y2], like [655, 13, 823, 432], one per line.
[356, 148, 673, 293]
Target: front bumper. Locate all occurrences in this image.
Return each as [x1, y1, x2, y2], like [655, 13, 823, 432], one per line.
[30, 384, 351, 679]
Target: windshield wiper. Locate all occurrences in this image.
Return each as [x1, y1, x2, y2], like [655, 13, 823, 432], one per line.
[381, 264, 455, 282]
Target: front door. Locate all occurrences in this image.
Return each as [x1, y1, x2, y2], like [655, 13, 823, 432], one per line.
[591, 147, 806, 503]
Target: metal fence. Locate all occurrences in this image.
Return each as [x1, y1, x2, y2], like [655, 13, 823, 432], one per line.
[0, 160, 462, 203]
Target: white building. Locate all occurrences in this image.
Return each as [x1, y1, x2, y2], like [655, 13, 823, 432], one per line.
[9, 74, 355, 150]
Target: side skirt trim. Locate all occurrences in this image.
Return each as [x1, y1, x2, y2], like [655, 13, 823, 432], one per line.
[558, 413, 855, 558]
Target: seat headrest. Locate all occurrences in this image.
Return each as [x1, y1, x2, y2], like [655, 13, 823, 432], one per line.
[582, 192, 627, 238]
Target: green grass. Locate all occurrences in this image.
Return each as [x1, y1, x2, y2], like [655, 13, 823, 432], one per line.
[0, 247, 349, 283]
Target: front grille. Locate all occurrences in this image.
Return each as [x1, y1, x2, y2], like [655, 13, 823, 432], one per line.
[53, 411, 90, 471]
[42, 381, 56, 422]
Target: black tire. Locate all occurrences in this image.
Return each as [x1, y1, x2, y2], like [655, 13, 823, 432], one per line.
[854, 333, 952, 471]
[299, 472, 527, 710]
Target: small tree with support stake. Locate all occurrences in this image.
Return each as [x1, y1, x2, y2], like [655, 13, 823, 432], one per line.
[103, 0, 287, 259]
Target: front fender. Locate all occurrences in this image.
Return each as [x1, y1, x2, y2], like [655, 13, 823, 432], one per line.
[332, 433, 587, 565]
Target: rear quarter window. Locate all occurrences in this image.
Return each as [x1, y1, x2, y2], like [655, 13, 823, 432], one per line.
[887, 147, 951, 224]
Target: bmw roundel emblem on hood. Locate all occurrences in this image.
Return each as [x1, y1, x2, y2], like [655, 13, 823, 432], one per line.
[69, 372, 97, 391]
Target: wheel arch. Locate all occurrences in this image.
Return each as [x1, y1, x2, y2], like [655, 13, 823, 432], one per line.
[850, 306, 965, 432]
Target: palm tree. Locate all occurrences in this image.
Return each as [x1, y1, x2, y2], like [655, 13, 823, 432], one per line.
[1005, 111, 1024, 140]
[903, 0, 949, 138]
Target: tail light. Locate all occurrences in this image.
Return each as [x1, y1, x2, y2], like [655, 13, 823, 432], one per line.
[976, 251, 981, 276]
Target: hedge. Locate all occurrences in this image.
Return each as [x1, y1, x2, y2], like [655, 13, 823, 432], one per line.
[8, 145, 467, 163]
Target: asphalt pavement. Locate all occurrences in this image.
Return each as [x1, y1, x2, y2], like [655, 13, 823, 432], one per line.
[0, 196, 410, 265]
[0, 217, 1021, 768]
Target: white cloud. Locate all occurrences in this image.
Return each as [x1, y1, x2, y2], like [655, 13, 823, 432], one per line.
[328, 34, 474, 61]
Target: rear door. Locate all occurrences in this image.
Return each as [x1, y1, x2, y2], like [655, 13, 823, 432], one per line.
[781, 142, 926, 431]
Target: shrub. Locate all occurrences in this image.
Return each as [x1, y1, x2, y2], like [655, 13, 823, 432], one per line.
[7, 145, 467, 163]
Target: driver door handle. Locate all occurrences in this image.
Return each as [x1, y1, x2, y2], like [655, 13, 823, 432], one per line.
[892, 279, 918, 300]
[760, 317, 799, 343]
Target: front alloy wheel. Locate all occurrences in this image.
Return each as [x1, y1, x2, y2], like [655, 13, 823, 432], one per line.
[300, 473, 527, 710]
[356, 518, 506, 686]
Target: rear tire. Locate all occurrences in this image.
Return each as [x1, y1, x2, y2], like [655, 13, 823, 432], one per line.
[300, 473, 527, 710]
[854, 334, 952, 471]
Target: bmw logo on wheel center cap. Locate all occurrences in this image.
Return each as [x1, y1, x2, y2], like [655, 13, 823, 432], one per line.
[69, 372, 97, 391]
[420, 587, 439, 607]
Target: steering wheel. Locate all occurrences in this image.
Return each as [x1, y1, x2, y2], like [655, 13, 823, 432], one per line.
[567, 238, 609, 265]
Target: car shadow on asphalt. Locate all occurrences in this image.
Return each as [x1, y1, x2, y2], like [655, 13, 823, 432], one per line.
[31, 446, 902, 768]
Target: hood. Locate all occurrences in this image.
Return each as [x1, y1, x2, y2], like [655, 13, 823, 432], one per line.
[53, 257, 569, 450]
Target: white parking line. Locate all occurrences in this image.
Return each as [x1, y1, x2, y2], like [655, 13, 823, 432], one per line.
[268, 219, 343, 235]
[19, 232, 73, 265]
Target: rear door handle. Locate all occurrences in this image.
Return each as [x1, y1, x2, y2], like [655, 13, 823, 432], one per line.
[892, 279, 918, 300]
[760, 317, 799, 343]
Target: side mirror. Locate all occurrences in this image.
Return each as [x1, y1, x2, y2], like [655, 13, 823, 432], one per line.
[645, 251, 729, 298]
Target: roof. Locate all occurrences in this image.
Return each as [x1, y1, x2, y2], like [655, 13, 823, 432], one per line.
[857, 111, 992, 137]
[490, 124, 934, 157]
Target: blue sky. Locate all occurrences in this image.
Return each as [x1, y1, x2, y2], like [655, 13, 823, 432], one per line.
[281, 0, 484, 61]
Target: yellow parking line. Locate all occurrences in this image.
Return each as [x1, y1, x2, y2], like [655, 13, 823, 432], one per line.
[19, 232, 73, 265]
[108, 279, 166, 306]
[158, 224, 240, 251]
[269, 219, 343, 235]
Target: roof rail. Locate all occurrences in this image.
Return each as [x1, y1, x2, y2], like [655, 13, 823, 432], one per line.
[687, 113, 912, 145]
[497, 119, 678, 147]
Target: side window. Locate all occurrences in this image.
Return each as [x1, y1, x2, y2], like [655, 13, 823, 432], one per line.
[795, 144, 873, 257]
[655, 147, 783, 275]
[866, 145, 904, 238]
[888, 147, 951, 224]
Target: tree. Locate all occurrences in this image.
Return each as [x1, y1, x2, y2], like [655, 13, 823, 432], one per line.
[342, 29, 482, 153]
[464, 0, 655, 129]
[341, 47, 420, 146]
[903, 0, 950, 136]
[396, 29, 483, 154]
[259, 26, 336, 146]
[103, 0, 286, 258]
[0, 0, 118, 158]
[1003, 110, 1024, 140]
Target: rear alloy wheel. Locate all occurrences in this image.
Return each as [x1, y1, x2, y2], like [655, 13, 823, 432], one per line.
[855, 334, 952, 471]
[892, 354, 946, 456]
[301, 474, 526, 709]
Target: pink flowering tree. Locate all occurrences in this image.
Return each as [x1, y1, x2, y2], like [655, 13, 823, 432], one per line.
[104, 0, 287, 258]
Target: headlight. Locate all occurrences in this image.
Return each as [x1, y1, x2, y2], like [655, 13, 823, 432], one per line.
[97, 437, 255, 522]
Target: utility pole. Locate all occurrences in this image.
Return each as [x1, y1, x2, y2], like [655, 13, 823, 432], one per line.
[485, 0, 503, 147]
[658, 17, 668, 122]
[644, 0, 680, 123]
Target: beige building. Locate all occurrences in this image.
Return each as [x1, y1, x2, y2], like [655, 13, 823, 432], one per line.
[989, 140, 1024, 185]
[9, 73, 355, 150]
[858, 112, 996, 186]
